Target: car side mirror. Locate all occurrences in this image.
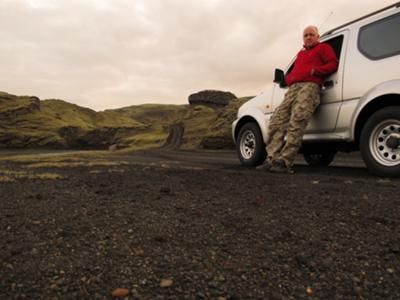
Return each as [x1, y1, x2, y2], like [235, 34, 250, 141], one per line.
[273, 69, 287, 88]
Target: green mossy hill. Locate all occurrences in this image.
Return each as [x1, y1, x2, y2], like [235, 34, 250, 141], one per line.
[0, 91, 252, 151]
[0, 92, 145, 149]
[0, 92, 40, 117]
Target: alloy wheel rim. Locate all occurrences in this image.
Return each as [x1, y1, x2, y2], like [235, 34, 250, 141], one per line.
[240, 130, 256, 159]
[369, 119, 400, 166]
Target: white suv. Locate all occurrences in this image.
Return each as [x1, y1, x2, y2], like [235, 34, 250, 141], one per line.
[232, 3, 400, 177]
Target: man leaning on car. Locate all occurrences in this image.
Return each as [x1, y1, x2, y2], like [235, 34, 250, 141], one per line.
[259, 25, 339, 173]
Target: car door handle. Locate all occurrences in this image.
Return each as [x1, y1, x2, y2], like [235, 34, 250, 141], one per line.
[323, 80, 334, 89]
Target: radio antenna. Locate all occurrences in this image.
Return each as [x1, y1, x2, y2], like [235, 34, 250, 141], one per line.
[319, 11, 333, 31]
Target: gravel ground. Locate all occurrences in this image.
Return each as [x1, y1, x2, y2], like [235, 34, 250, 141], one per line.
[0, 152, 399, 299]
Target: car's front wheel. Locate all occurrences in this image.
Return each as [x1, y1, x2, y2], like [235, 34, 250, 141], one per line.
[236, 122, 266, 166]
[360, 107, 400, 177]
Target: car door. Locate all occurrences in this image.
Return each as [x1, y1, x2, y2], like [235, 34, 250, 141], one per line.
[270, 31, 348, 133]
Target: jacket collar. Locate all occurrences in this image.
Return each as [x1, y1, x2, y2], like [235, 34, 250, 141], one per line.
[303, 42, 320, 50]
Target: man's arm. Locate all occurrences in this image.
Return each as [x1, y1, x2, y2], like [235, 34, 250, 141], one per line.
[313, 44, 338, 76]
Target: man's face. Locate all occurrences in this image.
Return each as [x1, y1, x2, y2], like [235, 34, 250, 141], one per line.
[303, 27, 319, 48]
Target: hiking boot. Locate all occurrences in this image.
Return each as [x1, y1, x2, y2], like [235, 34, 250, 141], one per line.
[256, 161, 272, 171]
[270, 159, 294, 174]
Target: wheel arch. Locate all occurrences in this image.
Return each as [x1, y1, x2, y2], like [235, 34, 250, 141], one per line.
[234, 112, 268, 144]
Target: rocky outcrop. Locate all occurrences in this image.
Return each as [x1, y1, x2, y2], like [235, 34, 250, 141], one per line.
[0, 94, 41, 119]
[0, 93, 50, 148]
[28, 96, 41, 110]
[57, 126, 85, 148]
[0, 132, 65, 149]
[188, 90, 237, 107]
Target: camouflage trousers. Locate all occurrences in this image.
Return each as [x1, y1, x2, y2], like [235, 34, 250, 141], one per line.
[266, 82, 321, 167]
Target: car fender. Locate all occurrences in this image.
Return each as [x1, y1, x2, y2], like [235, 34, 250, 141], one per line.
[350, 79, 400, 140]
[235, 107, 271, 144]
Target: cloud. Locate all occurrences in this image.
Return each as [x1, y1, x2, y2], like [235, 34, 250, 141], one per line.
[0, 0, 395, 110]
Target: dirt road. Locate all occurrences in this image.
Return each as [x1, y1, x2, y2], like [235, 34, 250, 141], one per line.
[0, 149, 399, 299]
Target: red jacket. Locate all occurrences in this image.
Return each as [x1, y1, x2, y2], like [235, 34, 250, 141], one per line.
[286, 42, 338, 87]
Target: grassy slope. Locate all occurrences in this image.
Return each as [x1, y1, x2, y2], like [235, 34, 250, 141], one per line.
[111, 104, 187, 150]
[204, 97, 253, 139]
[0, 93, 146, 148]
[42, 99, 144, 129]
[0, 93, 62, 146]
[180, 105, 219, 149]
[112, 104, 219, 150]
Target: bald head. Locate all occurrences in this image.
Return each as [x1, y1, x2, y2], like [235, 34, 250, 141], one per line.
[303, 25, 320, 48]
[304, 25, 319, 35]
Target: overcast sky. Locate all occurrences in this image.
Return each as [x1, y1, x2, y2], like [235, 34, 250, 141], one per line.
[0, 0, 396, 110]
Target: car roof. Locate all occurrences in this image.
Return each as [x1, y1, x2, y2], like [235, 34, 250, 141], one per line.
[321, 2, 400, 37]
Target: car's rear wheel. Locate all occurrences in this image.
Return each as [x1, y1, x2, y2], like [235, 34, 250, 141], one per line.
[303, 152, 336, 167]
[236, 122, 266, 166]
[360, 107, 400, 177]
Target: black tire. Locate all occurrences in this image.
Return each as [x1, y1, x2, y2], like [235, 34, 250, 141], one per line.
[303, 152, 336, 167]
[360, 106, 400, 177]
[236, 122, 266, 166]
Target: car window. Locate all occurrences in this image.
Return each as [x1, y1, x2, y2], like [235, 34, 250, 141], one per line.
[358, 12, 400, 60]
[324, 35, 344, 59]
[286, 34, 344, 75]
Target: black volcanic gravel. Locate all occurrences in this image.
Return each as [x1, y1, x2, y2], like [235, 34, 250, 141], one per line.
[1, 160, 399, 299]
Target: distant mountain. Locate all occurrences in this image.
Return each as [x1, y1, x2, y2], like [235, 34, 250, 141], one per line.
[0, 91, 251, 151]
